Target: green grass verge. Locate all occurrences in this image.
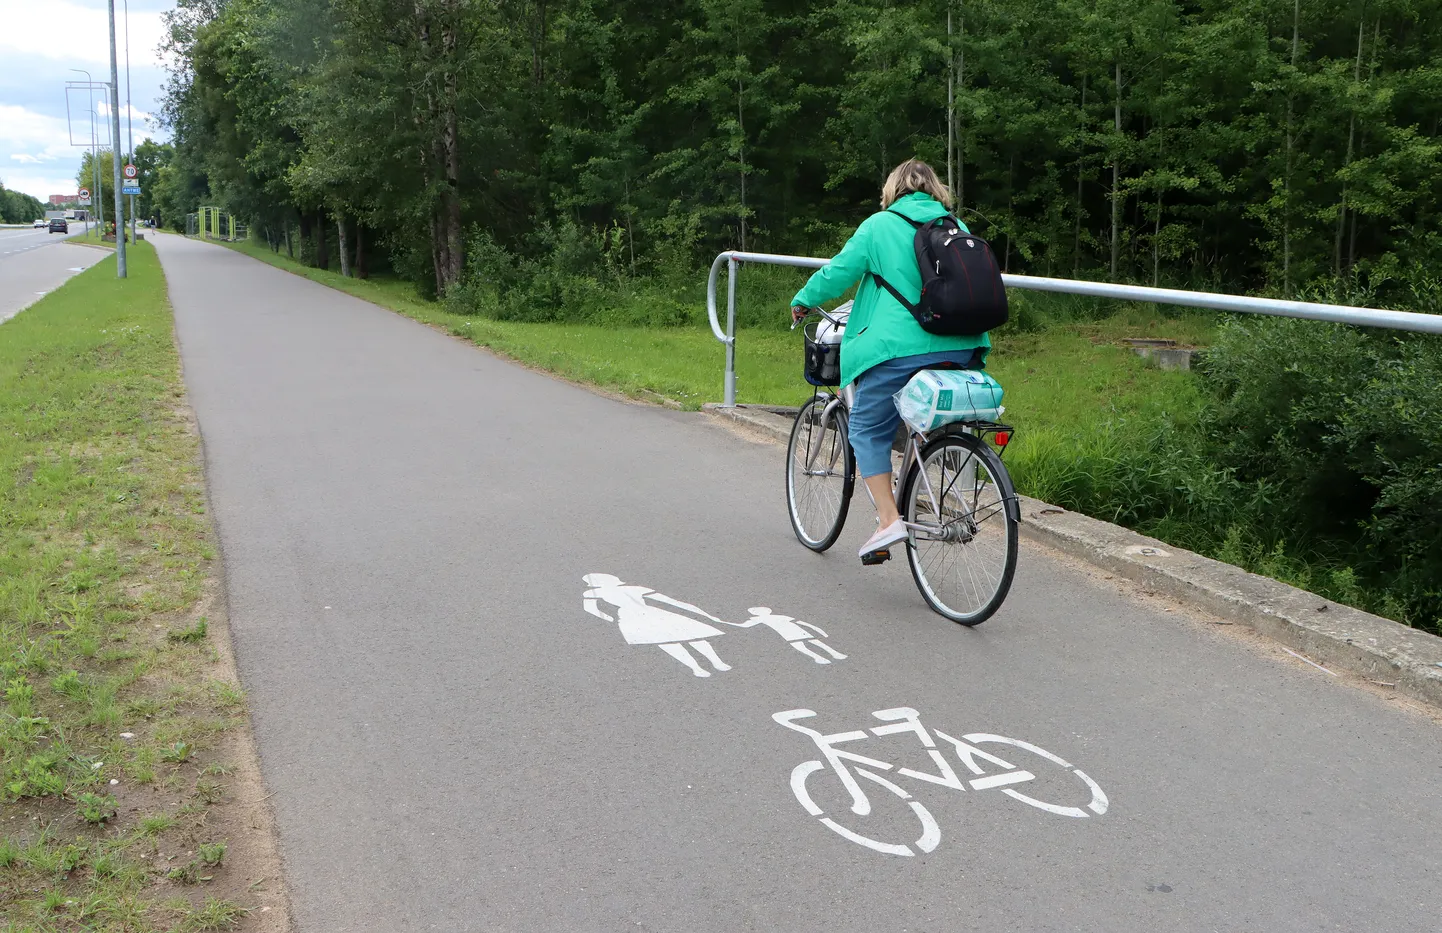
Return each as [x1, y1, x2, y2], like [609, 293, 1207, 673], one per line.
[1, 244, 251, 930]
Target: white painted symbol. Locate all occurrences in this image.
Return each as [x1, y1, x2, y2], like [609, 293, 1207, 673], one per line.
[581, 575, 848, 677]
[775, 707, 1107, 856]
[733, 608, 846, 665]
[582, 574, 733, 678]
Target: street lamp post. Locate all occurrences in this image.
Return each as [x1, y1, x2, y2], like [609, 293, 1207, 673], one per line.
[108, 0, 127, 278]
[87, 109, 100, 234]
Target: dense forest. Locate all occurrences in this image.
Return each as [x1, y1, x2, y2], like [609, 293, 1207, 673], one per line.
[158, 0, 1442, 308]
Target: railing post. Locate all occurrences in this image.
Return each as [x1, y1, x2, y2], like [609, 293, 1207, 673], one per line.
[724, 257, 739, 408]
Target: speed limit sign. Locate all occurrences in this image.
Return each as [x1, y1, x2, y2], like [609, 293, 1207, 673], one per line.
[123, 164, 138, 180]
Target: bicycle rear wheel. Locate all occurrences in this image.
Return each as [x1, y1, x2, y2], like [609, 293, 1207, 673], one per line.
[901, 431, 1018, 625]
[786, 395, 855, 551]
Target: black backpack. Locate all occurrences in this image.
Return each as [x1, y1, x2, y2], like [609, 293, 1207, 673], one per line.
[870, 211, 1009, 336]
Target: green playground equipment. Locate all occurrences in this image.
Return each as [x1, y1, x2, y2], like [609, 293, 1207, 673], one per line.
[190, 206, 247, 242]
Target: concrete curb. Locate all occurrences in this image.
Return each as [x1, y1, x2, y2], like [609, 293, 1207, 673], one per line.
[704, 402, 1442, 708]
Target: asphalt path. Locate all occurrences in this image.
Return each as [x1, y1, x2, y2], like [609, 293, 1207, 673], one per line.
[0, 226, 109, 323]
[153, 232, 1442, 932]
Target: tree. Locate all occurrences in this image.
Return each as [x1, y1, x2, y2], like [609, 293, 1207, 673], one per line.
[0, 182, 46, 224]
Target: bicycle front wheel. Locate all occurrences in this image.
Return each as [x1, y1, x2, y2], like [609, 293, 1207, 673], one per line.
[901, 431, 1018, 625]
[786, 395, 855, 551]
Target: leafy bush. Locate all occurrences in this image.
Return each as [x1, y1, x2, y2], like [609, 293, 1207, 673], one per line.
[1197, 316, 1442, 630]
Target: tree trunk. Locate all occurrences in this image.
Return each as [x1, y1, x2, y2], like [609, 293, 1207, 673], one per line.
[957, 11, 965, 209]
[1335, 16, 1365, 286]
[1075, 73, 1087, 277]
[1283, 0, 1299, 296]
[946, 4, 954, 195]
[1005, 153, 1015, 272]
[440, 9, 463, 293]
[285, 223, 293, 259]
[314, 211, 329, 270]
[298, 215, 311, 264]
[337, 215, 351, 278]
[623, 172, 636, 275]
[355, 224, 368, 280]
[531, 0, 547, 85]
[1111, 61, 1122, 282]
[737, 71, 747, 252]
[1153, 191, 1162, 287]
[419, 0, 463, 295]
[1348, 20, 1381, 277]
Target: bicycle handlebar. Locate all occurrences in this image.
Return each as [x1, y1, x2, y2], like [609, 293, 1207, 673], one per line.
[791, 305, 848, 331]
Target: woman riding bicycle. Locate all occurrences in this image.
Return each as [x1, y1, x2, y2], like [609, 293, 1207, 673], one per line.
[790, 159, 991, 563]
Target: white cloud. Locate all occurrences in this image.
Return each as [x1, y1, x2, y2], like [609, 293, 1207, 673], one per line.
[0, 104, 142, 199]
[0, 104, 77, 154]
[97, 101, 155, 126]
[0, 0, 171, 70]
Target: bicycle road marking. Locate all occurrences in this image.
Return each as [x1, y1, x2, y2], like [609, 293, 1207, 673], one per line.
[776, 706, 1108, 856]
[580, 573, 846, 678]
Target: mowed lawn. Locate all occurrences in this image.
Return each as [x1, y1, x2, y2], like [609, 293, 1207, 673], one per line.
[1, 244, 268, 930]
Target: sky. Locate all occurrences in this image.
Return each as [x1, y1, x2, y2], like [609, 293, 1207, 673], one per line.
[0, 0, 177, 201]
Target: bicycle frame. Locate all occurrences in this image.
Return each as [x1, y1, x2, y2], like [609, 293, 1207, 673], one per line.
[811, 388, 965, 540]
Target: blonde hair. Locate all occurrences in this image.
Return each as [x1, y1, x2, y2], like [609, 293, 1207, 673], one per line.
[880, 159, 954, 209]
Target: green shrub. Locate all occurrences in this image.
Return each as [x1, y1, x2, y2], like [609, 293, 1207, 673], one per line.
[1197, 316, 1442, 630]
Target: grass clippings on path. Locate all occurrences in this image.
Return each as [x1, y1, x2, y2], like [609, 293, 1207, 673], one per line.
[0, 243, 287, 932]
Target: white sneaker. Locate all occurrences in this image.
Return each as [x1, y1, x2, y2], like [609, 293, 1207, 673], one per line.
[859, 519, 909, 560]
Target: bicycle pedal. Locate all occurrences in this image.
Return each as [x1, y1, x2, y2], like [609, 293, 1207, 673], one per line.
[861, 548, 892, 566]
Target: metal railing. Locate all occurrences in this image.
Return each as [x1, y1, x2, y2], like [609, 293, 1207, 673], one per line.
[706, 249, 1442, 408]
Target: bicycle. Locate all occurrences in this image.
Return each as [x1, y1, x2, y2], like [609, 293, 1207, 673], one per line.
[774, 706, 1108, 857]
[785, 305, 1020, 625]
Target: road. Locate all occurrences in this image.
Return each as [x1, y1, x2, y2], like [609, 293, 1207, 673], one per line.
[152, 232, 1442, 932]
[0, 226, 109, 323]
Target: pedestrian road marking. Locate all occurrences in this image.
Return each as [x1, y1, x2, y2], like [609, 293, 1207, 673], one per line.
[581, 574, 846, 678]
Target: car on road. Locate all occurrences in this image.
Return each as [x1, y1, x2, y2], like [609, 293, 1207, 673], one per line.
[48, 219, 68, 234]
[32, 218, 45, 228]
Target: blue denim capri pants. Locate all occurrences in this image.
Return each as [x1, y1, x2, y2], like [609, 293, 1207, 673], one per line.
[849, 350, 983, 477]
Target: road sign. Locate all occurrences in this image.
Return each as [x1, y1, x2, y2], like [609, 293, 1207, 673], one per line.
[78, 188, 91, 206]
[122, 185, 141, 196]
[123, 164, 138, 180]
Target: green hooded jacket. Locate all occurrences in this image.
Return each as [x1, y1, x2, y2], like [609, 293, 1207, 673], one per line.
[792, 191, 991, 387]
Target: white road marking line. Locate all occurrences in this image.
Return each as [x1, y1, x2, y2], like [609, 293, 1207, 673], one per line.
[969, 770, 1036, 790]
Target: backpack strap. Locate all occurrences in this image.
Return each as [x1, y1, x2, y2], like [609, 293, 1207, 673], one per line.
[869, 271, 917, 313]
[870, 210, 926, 312]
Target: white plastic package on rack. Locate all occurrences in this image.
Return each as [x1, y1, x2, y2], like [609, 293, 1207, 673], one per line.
[892, 369, 1005, 433]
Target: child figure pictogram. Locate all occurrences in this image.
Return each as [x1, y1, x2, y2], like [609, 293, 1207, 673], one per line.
[731, 607, 847, 665]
